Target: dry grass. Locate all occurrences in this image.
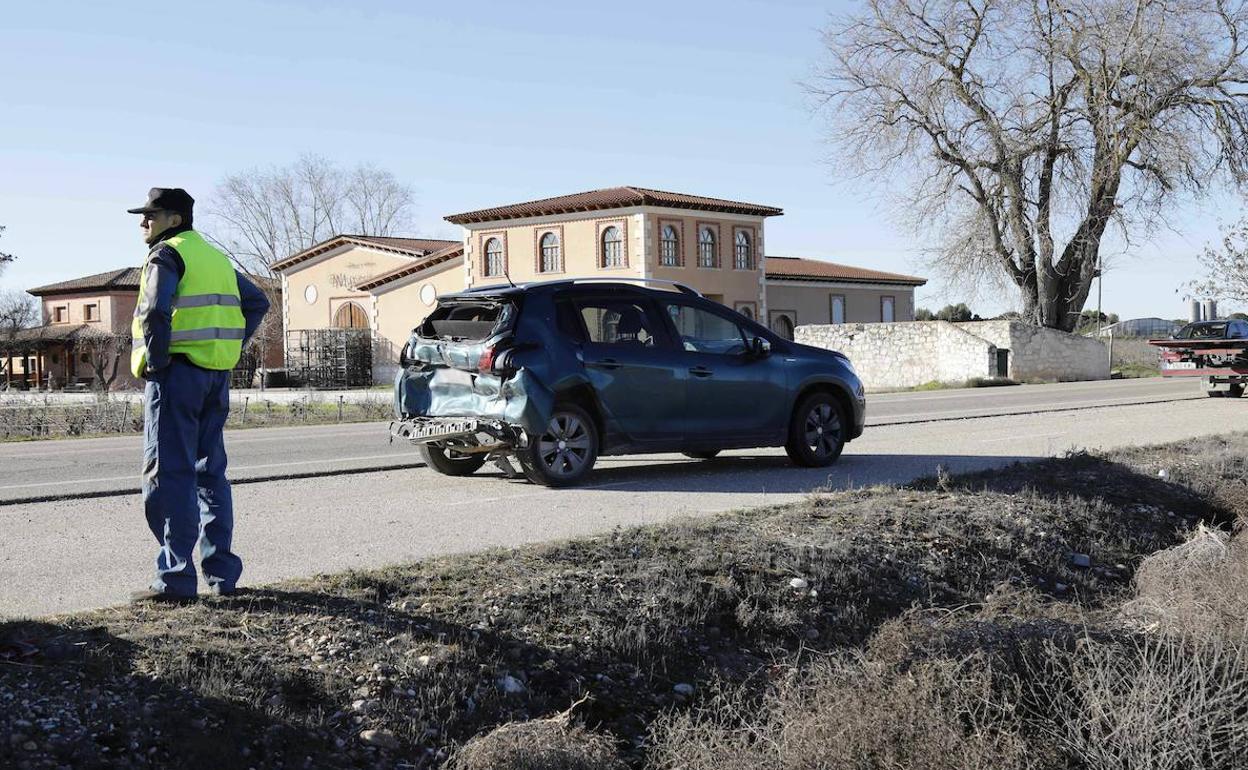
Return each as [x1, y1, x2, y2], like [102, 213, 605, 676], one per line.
[1027, 634, 1248, 769]
[648, 656, 1035, 770]
[448, 715, 626, 770]
[1123, 524, 1248, 640]
[3, 433, 1248, 768]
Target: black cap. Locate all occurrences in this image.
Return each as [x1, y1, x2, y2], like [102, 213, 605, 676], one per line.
[127, 187, 194, 215]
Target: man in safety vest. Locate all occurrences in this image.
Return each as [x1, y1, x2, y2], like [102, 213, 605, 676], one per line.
[127, 187, 270, 603]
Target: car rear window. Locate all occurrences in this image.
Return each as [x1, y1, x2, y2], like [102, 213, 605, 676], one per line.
[418, 299, 516, 340]
[1177, 322, 1228, 339]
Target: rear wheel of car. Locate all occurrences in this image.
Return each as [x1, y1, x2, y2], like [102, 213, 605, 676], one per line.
[519, 405, 599, 487]
[682, 450, 721, 460]
[420, 444, 488, 476]
[785, 392, 847, 467]
[1229, 383, 1245, 398]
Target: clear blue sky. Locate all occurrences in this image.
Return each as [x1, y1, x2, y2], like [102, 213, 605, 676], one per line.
[0, 0, 1239, 319]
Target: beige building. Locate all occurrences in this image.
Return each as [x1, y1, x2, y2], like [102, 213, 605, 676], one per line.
[444, 186, 781, 323]
[272, 235, 463, 380]
[763, 256, 925, 339]
[271, 186, 926, 383]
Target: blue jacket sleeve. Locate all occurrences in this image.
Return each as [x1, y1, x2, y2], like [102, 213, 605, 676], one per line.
[236, 271, 271, 346]
[135, 246, 182, 374]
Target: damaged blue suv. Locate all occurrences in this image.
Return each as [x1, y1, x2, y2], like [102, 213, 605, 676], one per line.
[392, 279, 865, 487]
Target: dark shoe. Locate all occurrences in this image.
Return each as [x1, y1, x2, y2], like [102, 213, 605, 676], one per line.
[206, 585, 247, 598]
[130, 589, 197, 605]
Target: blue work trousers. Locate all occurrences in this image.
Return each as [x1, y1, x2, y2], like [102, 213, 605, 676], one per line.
[142, 357, 241, 596]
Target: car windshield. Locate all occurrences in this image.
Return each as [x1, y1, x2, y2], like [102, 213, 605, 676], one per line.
[1175, 322, 1228, 339]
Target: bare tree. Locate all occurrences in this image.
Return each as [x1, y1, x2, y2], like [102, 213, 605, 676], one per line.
[76, 328, 132, 392]
[0, 225, 14, 276]
[811, 0, 1248, 331]
[0, 289, 38, 339]
[204, 154, 415, 276]
[1192, 215, 1248, 303]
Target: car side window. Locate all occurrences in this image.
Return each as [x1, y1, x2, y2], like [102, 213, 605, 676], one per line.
[576, 299, 660, 347]
[665, 303, 749, 355]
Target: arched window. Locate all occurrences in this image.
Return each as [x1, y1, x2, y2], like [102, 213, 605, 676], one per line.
[698, 226, 717, 268]
[333, 302, 369, 329]
[484, 237, 504, 277]
[601, 226, 623, 268]
[737, 304, 754, 321]
[539, 232, 561, 273]
[734, 230, 753, 270]
[774, 314, 794, 340]
[660, 224, 680, 266]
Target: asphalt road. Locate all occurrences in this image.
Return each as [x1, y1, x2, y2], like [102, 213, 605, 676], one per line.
[2, 378, 1243, 619]
[0, 377, 1201, 504]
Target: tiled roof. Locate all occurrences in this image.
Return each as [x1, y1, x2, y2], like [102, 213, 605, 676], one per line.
[765, 256, 926, 286]
[354, 244, 466, 292]
[270, 235, 460, 273]
[0, 324, 90, 345]
[445, 186, 784, 224]
[27, 268, 142, 296]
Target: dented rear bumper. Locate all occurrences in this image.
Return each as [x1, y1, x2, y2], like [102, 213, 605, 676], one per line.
[393, 339, 555, 438]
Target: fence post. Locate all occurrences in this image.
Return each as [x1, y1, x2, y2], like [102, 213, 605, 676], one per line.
[122, 402, 131, 434]
[338, 395, 344, 423]
[242, 396, 249, 423]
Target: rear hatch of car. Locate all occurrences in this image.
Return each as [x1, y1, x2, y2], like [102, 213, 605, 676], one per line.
[407, 295, 518, 372]
[394, 292, 554, 436]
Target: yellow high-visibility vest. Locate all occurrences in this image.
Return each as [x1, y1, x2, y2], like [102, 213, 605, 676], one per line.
[131, 230, 245, 377]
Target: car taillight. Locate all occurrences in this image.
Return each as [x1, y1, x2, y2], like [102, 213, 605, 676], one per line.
[478, 346, 496, 374]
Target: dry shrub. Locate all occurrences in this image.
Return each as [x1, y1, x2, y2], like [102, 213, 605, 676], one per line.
[448, 716, 626, 770]
[1028, 635, 1248, 769]
[1123, 523, 1248, 641]
[646, 656, 1033, 770]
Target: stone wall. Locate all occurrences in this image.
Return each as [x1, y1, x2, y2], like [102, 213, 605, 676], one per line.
[796, 320, 1109, 390]
[957, 321, 1109, 382]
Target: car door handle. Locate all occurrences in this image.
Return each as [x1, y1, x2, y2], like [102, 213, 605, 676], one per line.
[589, 358, 622, 370]
[689, 366, 713, 378]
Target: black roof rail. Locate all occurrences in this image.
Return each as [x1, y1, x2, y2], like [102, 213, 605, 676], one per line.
[514, 277, 702, 296]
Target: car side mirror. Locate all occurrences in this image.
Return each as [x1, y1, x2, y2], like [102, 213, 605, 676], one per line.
[751, 337, 771, 357]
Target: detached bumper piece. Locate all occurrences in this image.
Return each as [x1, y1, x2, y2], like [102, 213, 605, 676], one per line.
[390, 417, 481, 445]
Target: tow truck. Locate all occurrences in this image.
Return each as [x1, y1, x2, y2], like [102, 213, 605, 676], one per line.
[1149, 319, 1248, 398]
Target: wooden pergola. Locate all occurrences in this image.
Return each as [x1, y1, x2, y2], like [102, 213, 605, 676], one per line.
[0, 325, 86, 390]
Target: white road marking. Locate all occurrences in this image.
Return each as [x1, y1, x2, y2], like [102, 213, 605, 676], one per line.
[979, 433, 1064, 444]
[875, 395, 1201, 423]
[0, 424, 391, 459]
[0, 453, 420, 492]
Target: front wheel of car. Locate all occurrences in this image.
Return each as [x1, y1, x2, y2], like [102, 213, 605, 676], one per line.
[1229, 383, 1245, 398]
[785, 393, 847, 467]
[420, 444, 488, 476]
[519, 405, 599, 487]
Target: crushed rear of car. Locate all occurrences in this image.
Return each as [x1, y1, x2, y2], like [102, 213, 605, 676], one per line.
[392, 280, 866, 486]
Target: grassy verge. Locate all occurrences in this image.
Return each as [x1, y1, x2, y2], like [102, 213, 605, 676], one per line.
[0, 396, 393, 442]
[881, 376, 1019, 393]
[2, 435, 1246, 768]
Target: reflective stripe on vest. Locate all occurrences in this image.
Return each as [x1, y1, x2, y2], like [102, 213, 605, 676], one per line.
[130, 230, 246, 377]
[173, 293, 242, 309]
[170, 327, 246, 342]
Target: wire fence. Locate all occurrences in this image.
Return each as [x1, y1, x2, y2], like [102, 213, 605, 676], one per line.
[0, 394, 395, 441]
